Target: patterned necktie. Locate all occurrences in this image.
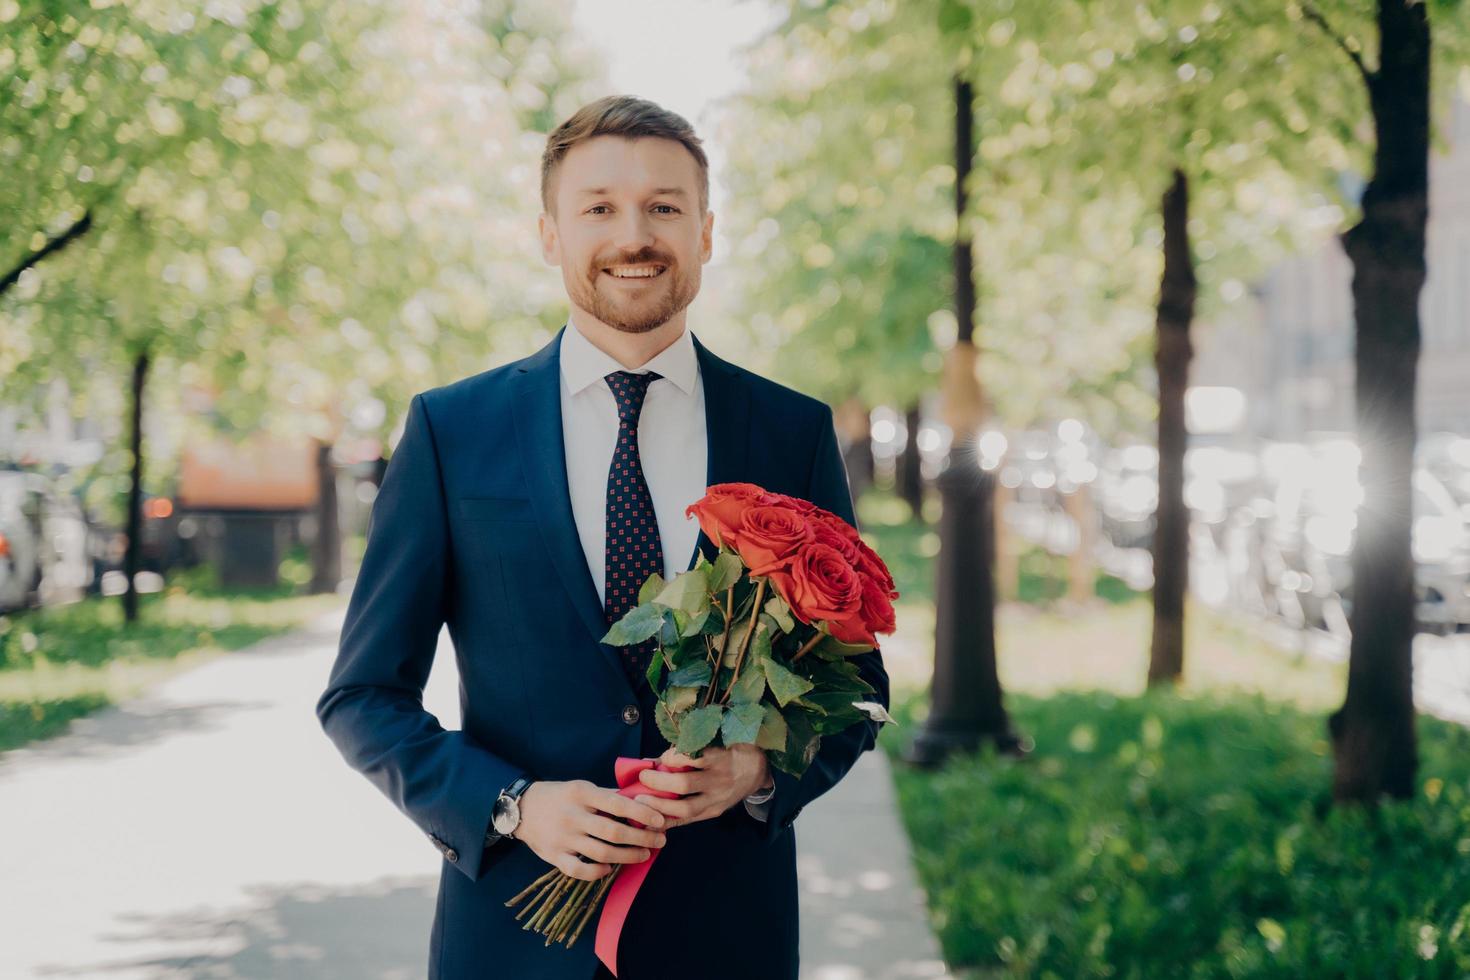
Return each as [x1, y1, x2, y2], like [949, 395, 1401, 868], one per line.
[603, 369, 665, 689]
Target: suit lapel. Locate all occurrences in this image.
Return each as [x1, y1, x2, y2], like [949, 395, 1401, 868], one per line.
[510, 324, 749, 691]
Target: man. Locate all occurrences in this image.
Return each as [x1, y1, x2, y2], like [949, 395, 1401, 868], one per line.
[316, 95, 890, 980]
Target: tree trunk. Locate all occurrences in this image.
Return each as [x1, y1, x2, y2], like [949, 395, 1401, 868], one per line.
[1329, 0, 1429, 804]
[309, 440, 342, 594]
[0, 210, 92, 298]
[835, 396, 875, 502]
[897, 402, 925, 518]
[1146, 168, 1196, 688]
[904, 74, 1021, 766]
[123, 347, 148, 625]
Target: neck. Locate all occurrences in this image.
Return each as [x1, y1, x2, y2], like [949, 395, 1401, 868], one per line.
[568, 310, 687, 370]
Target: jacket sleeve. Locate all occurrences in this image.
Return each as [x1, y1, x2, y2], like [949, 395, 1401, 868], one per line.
[315, 392, 530, 882]
[750, 403, 891, 844]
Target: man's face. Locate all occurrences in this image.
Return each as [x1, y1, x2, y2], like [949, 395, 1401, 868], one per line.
[540, 135, 713, 334]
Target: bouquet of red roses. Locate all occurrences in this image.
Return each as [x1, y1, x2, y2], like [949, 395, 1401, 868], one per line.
[504, 482, 899, 957]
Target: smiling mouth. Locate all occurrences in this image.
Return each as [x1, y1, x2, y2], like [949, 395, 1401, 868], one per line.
[602, 265, 668, 282]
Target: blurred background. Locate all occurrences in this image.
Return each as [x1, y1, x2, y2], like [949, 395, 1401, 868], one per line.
[5, 0, 1470, 977]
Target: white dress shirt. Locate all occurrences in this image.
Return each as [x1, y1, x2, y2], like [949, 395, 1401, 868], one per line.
[557, 319, 775, 819]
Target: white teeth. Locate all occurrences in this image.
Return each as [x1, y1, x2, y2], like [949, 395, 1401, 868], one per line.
[606, 266, 664, 278]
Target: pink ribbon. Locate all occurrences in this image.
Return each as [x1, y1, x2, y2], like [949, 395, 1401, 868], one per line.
[593, 756, 692, 977]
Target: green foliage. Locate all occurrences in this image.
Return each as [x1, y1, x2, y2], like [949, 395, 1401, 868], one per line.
[1, 0, 602, 505]
[883, 686, 1470, 977]
[0, 579, 338, 752]
[604, 561, 881, 777]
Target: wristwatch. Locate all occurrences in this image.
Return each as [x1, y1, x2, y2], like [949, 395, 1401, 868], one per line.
[486, 776, 534, 847]
[745, 777, 776, 805]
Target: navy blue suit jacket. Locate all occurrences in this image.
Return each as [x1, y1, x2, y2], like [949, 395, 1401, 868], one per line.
[316, 326, 890, 979]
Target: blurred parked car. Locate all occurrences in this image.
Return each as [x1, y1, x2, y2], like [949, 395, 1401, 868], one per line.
[1243, 436, 1470, 638]
[0, 468, 93, 613]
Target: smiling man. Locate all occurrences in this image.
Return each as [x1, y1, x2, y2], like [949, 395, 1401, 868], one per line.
[316, 95, 889, 980]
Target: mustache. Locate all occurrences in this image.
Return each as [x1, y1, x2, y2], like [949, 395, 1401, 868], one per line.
[596, 252, 671, 269]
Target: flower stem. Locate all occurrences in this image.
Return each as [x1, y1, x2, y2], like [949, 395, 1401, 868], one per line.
[701, 583, 737, 708]
[545, 877, 593, 945]
[566, 868, 619, 947]
[720, 578, 766, 705]
[525, 873, 573, 932]
[790, 630, 823, 664]
[506, 867, 559, 908]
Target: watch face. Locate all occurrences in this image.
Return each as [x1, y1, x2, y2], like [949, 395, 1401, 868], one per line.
[492, 795, 520, 836]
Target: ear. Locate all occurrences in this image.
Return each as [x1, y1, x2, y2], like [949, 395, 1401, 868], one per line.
[700, 209, 714, 264]
[538, 211, 560, 266]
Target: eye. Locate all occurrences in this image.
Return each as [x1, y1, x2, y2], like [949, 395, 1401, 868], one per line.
[586, 205, 610, 214]
[653, 204, 680, 214]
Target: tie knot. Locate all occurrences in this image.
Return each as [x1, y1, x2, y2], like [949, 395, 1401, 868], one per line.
[605, 370, 662, 423]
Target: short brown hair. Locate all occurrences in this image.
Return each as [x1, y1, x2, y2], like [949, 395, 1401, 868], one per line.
[541, 95, 709, 217]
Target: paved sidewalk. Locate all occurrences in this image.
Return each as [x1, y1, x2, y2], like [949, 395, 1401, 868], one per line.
[0, 605, 947, 979]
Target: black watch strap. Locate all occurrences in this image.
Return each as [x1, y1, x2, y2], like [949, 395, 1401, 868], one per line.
[485, 776, 534, 847]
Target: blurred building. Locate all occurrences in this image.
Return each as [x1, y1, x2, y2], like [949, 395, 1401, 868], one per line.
[1194, 93, 1470, 439]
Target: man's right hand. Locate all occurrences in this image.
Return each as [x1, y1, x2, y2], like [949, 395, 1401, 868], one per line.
[510, 780, 670, 881]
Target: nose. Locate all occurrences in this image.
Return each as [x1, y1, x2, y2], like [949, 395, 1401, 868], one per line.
[610, 208, 657, 255]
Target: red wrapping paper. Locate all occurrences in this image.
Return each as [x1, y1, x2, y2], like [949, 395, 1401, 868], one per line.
[593, 756, 693, 977]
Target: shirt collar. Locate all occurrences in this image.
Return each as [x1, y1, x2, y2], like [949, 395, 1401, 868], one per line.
[559, 318, 699, 397]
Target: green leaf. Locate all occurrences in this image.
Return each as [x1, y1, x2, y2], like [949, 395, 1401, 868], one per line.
[750, 620, 773, 664]
[675, 704, 725, 755]
[729, 657, 766, 704]
[763, 593, 795, 634]
[721, 701, 765, 745]
[654, 566, 711, 616]
[664, 684, 700, 715]
[666, 660, 713, 689]
[709, 551, 743, 592]
[778, 709, 821, 776]
[756, 702, 789, 751]
[638, 572, 666, 606]
[762, 655, 815, 707]
[792, 695, 828, 715]
[852, 701, 897, 725]
[601, 604, 663, 646]
[680, 607, 712, 637]
[701, 607, 726, 636]
[654, 701, 681, 744]
[723, 619, 753, 667]
[659, 610, 682, 649]
[645, 647, 666, 690]
[815, 633, 875, 659]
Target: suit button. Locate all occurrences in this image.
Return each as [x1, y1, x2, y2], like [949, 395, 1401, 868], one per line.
[621, 704, 640, 725]
[444, 847, 458, 863]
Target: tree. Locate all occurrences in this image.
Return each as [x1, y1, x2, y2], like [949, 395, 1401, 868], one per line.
[1299, 0, 1470, 803]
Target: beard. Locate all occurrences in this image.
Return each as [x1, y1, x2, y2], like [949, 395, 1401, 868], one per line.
[568, 251, 700, 334]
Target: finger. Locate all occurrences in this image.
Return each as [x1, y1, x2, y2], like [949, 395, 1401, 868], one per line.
[588, 788, 668, 829]
[639, 768, 700, 795]
[635, 793, 698, 821]
[664, 749, 710, 769]
[582, 812, 668, 850]
[578, 835, 652, 865]
[558, 852, 610, 881]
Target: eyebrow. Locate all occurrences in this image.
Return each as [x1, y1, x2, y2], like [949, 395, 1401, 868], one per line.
[577, 186, 690, 199]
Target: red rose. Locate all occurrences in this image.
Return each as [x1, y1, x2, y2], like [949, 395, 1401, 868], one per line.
[809, 519, 860, 567]
[857, 572, 896, 635]
[771, 492, 818, 516]
[685, 482, 782, 551]
[852, 535, 898, 598]
[733, 505, 814, 575]
[766, 541, 862, 629]
[827, 609, 877, 647]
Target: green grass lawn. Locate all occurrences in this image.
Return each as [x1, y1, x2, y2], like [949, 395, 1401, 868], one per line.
[855, 484, 1470, 978]
[0, 559, 343, 753]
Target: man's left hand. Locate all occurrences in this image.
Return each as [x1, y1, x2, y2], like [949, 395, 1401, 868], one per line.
[634, 744, 773, 829]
